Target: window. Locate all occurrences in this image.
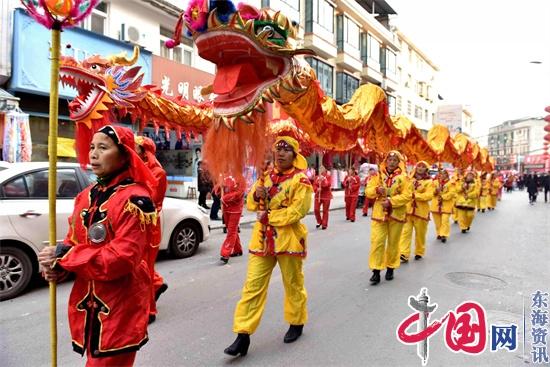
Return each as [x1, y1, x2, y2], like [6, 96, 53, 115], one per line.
[367, 34, 380, 64]
[414, 106, 422, 120]
[305, 57, 333, 97]
[385, 49, 396, 76]
[306, 0, 334, 33]
[160, 27, 192, 65]
[424, 109, 428, 122]
[81, 1, 107, 35]
[337, 16, 359, 50]
[407, 101, 412, 116]
[2, 177, 28, 198]
[336, 72, 359, 104]
[387, 95, 396, 116]
[396, 96, 402, 113]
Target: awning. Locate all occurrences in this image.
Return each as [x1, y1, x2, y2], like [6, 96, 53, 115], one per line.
[0, 88, 20, 112]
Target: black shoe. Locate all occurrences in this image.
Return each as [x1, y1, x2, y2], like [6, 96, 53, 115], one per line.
[351, 219, 355, 222]
[477, 209, 480, 212]
[155, 283, 168, 302]
[414, 255, 422, 260]
[467, 227, 470, 231]
[316, 224, 321, 228]
[224, 333, 250, 356]
[148, 314, 156, 324]
[441, 237, 447, 243]
[223, 227, 227, 233]
[230, 252, 243, 257]
[454, 220, 458, 224]
[482, 209, 485, 213]
[385, 268, 394, 281]
[370, 270, 381, 284]
[362, 213, 368, 217]
[284, 325, 304, 343]
[202, 205, 210, 210]
[211, 217, 221, 221]
[400, 254, 408, 263]
[322, 226, 327, 230]
[220, 256, 229, 264]
[437, 235, 442, 240]
[461, 229, 467, 233]
[238, 227, 241, 233]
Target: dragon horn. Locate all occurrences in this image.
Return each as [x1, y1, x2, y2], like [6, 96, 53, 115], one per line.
[109, 45, 140, 66]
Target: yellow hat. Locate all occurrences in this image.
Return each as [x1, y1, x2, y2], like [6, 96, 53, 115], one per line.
[380, 150, 406, 172]
[273, 136, 308, 170]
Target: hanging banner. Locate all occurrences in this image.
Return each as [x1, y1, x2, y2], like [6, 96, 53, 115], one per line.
[2, 110, 32, 162]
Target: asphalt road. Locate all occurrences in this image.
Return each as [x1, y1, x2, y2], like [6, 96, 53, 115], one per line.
[1, 190, 549, 367]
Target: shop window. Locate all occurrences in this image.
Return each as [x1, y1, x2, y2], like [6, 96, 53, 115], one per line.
[82, 1, 107, 35]
[160, 27, 193, 66]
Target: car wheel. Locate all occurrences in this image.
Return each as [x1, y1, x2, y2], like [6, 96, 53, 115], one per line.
[169, 221, 200, 259]
[0, 246, 33, 301]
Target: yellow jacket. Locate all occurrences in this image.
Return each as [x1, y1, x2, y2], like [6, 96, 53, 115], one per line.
[406, 177, 435, 220]
[489, 179, 501, 196]
[366, 168, 412, 223]
[430, 179, 456, 214]
[247, 169, 312, 256]
[479, 179, 490, 196]
[454, 180, 479, 209]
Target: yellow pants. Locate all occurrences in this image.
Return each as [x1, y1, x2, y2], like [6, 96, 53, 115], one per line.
[432, 213, 451, 238]
[457, 209, 475, 230]
[452, 206, 458, 222]
[479, 196, 487, 210]
[233, 254, 307, 334]
[488, 195, 497, 209]
[399, 216, 429, 260]
[369, 220, 405, 270]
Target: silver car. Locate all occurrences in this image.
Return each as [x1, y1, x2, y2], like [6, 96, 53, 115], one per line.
[0, 162, 210, 301]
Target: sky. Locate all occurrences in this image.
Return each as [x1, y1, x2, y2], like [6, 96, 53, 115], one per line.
[388, 0, 550, 141]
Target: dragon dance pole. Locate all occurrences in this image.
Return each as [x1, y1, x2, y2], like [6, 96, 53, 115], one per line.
[48, 22, 61, 367]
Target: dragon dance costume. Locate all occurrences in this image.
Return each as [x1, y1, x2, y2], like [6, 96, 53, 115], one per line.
[430, 169, 456, 242]
[232, 136, 312, 337]
[220, 174, 245, 261]
[135, 136, 168, 321]
[366, 151, 412, 283]
[313, 170, 332, 229]
[343, 171, 361, 222]
[454, 170, 480, 232]
[399, 161, 435, 261]
[53, 126, 157, 366]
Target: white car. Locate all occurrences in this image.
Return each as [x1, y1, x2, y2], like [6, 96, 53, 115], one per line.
[0, 162, 210, 301]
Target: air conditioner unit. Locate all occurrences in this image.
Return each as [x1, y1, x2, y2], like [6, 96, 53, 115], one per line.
[120, 23, 141, 44]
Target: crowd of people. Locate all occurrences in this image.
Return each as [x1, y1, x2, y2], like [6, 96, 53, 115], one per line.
[36, 123, 546, 366]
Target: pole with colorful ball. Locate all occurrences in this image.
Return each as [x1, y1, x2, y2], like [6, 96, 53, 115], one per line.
[19, 1, 99, 366]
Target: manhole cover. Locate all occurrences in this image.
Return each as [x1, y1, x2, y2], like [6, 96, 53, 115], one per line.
[445, 272, 507, 290]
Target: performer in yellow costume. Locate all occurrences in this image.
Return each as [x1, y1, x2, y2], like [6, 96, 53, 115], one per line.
[488, 172, 501, 210]
[366, 151, 412, 284]
[399, 161, 435, 262]
[430, 168, 456, 243]
[451, 168, 463, 224]
[224, 136, 312, 357]
[477, 173, 490, 213]
[454, 170, 480, 233]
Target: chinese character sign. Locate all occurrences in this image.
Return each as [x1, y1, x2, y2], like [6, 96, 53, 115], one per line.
[531, 290, 549, 364]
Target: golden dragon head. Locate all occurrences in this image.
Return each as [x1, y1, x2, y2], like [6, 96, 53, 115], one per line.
[169, 0, 315, 129]
[59, 46, 146, 128]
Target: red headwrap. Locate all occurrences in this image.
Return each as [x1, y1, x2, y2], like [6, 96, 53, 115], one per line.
[135, 136, 161, 170]
[96, 125, 156, 193]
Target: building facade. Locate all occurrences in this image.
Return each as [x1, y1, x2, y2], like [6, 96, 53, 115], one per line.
[393, 29, 439, 133]
[487, 117, 546, 172]
[436, 104, 474, 137]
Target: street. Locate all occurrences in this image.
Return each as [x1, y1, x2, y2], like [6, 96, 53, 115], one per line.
[1, 190, 549, 367]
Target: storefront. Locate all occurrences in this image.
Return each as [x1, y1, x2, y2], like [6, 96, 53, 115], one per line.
[150, 55, 213, 198]
[523, 154, 550, 174]
[8, 8, 152, 162]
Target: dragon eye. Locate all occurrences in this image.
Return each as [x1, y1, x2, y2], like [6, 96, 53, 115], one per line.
[261, 25, 274, 35]
[90, 64, 99, 71]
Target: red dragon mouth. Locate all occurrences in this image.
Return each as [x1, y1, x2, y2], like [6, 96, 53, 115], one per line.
[60, 66, 106, 121]
[196, 30, 290, 117]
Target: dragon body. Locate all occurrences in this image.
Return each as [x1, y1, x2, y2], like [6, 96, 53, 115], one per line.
[61, 0, 494, 174]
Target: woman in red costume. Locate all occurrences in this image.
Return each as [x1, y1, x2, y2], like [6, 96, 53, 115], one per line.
[343, 167, 361, 222]
[135, 136, 169, 323]
[220, 174, 246, 264]
[38, 125, 157, 367]
[313, 165, 332, 229]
